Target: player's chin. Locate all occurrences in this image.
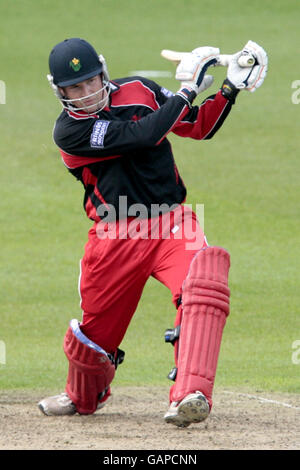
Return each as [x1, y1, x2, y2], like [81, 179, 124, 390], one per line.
[82, 101, 99, 113]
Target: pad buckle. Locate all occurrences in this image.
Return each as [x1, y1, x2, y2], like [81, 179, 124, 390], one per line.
[108, 348, 125, 369]
[164, 325, 181, 345]
[167, 367, 178, 381]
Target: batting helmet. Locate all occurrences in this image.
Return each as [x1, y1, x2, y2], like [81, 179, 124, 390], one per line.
[49, 38, 104, 87]
[47, 38, 110, 113]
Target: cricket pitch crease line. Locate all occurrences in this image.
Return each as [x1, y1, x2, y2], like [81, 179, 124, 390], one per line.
[223, 391, 300, 410]
[129, 70, 173, 78]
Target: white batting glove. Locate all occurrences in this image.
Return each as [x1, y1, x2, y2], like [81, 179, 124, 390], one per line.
[227, 40, 268, 92]
[176, 46, 219, 94]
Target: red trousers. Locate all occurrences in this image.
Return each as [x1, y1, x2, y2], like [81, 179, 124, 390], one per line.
[79, 205, 207, 353]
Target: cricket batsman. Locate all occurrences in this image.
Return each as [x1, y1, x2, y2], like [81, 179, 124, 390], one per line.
[38, 38, 268, 427]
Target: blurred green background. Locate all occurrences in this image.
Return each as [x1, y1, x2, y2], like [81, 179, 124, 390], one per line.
[0, 0, 299, 395]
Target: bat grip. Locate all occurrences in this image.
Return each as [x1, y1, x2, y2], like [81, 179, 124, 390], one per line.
[217, 54, 255, 68]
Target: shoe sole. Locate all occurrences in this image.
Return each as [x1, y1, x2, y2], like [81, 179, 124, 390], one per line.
[165, 396, 210, 428]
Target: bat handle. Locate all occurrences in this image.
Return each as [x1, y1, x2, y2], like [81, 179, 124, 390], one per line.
[217, 53, 255, 68]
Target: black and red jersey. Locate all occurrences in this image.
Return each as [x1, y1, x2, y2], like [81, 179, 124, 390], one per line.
[53, 76, 233, 221]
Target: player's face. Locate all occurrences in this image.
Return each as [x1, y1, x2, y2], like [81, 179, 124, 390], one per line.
[61, 75, 107, 113]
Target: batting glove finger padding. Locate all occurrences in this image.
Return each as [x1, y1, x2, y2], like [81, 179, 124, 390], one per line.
[176, 46, 220, 94]
[242, 40, 268, 92]
[227, 40, 268, 92]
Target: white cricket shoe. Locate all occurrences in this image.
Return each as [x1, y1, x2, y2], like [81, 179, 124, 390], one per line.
[38, 391, 110, 416]
[38, 392, 77, 416]
[164, 391, 210, 428]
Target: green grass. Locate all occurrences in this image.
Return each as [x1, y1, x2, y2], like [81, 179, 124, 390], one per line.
[0, 0, 299, 395]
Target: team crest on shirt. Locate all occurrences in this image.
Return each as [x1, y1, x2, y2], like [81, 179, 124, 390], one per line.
[69, 57, 81, 72]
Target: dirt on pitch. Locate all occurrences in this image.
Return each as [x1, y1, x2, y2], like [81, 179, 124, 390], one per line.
[0, 386, 299, 451]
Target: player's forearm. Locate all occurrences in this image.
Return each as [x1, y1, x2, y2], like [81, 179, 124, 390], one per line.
[172, 90, 232, 140]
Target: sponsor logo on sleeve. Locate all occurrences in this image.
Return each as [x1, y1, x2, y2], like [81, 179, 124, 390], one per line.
[161, 87, 174, 98]
[90, 120, 110, 148]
